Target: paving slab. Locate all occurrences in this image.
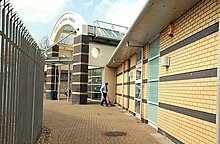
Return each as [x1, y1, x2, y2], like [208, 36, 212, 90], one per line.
[43, 99, 174, 144]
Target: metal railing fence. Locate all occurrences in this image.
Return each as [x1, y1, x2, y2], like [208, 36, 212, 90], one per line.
[0, 0, 45, 144]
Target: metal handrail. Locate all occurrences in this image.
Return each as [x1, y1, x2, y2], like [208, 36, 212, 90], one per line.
[92, 20, 127, 40]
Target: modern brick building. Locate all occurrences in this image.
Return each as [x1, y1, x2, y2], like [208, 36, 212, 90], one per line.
[45, 0, 220, 143]
[106, 0, 219, 143]
[45, 12, 125, 104]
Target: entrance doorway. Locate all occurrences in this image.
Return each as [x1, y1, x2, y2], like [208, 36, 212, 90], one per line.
[135, 50, 142, 116]
[88, 67, 103, 101]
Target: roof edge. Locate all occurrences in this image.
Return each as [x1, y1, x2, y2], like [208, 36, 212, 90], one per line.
[107, 0, 153, 67]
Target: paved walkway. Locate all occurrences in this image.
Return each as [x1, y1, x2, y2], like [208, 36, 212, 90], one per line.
[43, 98, 174, 144]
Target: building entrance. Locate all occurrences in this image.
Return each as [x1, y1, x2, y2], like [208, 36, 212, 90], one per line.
[88, 67, 103, 101]
[135, 50, 143, 116]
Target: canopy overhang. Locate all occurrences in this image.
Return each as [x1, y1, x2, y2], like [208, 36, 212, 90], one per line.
[107, 0, 200, 68]
[45, 57, 73, 65]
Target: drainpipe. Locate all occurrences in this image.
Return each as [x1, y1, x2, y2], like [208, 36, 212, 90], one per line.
[216, 18, 220, 144]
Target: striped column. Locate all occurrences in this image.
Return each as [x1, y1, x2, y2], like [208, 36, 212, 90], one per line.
[46, 45, 59, 99]
[72, 35, 89, 104]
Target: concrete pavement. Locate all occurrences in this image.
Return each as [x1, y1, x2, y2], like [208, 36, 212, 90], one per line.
[42, 98, 174, 144]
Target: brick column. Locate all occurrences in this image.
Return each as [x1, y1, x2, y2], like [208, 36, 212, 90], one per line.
[72, 35, 89, 104]
[46, 45, 59, 100]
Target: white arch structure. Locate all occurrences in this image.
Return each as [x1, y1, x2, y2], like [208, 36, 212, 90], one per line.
[49, 11, 87, 46]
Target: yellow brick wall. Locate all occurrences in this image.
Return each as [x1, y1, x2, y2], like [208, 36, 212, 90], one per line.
[116, 95, 122, 105]
[142, 45, 149, 119]
[158, 0, 219, 143]
[160, 0, 219, 52]
[129, 54, 136, 112]
[124, 97, 129, 109]
[123, 84, 129, 108]
[143, 44, 149, 80]
[116, 65, 123, 74]
[130, 54, 136, 82]
[159, 77, 217, 114]
[124, 60, 130, 71]
[158, 108, 216, 144]
[143, 44, 149, 60]
[160, 32, 218, 76]
[116, 75, 123, 84]
[130, 54, 136, 68]
[116, 85, 122, 95]
[129, 99, 135, 112]
[142, 103, 148, 120]
[124, 60, 130, 108]
[116, 60, 122, 104]
[123, 85, 128, 95]
[116, 64, 123, 105]
[124, 71, 129, 83]
[116, 60, 131, 107]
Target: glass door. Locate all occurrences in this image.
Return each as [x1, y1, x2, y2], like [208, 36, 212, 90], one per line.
[88, 68, 102, 101]
[148, 38, 160, 127]
[135, 50, 142, 116]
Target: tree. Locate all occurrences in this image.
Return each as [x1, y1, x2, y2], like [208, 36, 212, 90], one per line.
[38, 35, 49, 50]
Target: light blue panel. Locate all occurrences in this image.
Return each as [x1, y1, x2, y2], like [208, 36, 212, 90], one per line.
[148, 103, 158, 125]
[135, 100, 140, 114]
[136, 66, 142, 80]
[148, 81, 158, 103]
[136, 50, 142, 65]
[148, 37, 159, 126]
[149, 58, 159, 80]
[149, 38, 160, 58]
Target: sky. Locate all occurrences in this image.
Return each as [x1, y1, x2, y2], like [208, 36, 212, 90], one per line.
[10, 0, 146, 44]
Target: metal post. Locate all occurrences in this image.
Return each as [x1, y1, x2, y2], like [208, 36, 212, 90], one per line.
[67, 64, 70, 102]
[31, 51, 37, 144]
[1, 4, 10, 142]
[58, 65, 61, 101]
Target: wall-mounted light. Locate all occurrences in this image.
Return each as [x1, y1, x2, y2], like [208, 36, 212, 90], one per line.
[112, 59, 123, 64]
[168, 23, 174, 37]
[126, 41, 143, 48]
[162, 56, 170, 67]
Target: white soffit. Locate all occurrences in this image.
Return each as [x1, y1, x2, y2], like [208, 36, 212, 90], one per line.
[107, 0, 201, 68]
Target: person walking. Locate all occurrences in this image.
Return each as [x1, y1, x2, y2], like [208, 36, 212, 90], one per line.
[100, 82, 108, 107]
